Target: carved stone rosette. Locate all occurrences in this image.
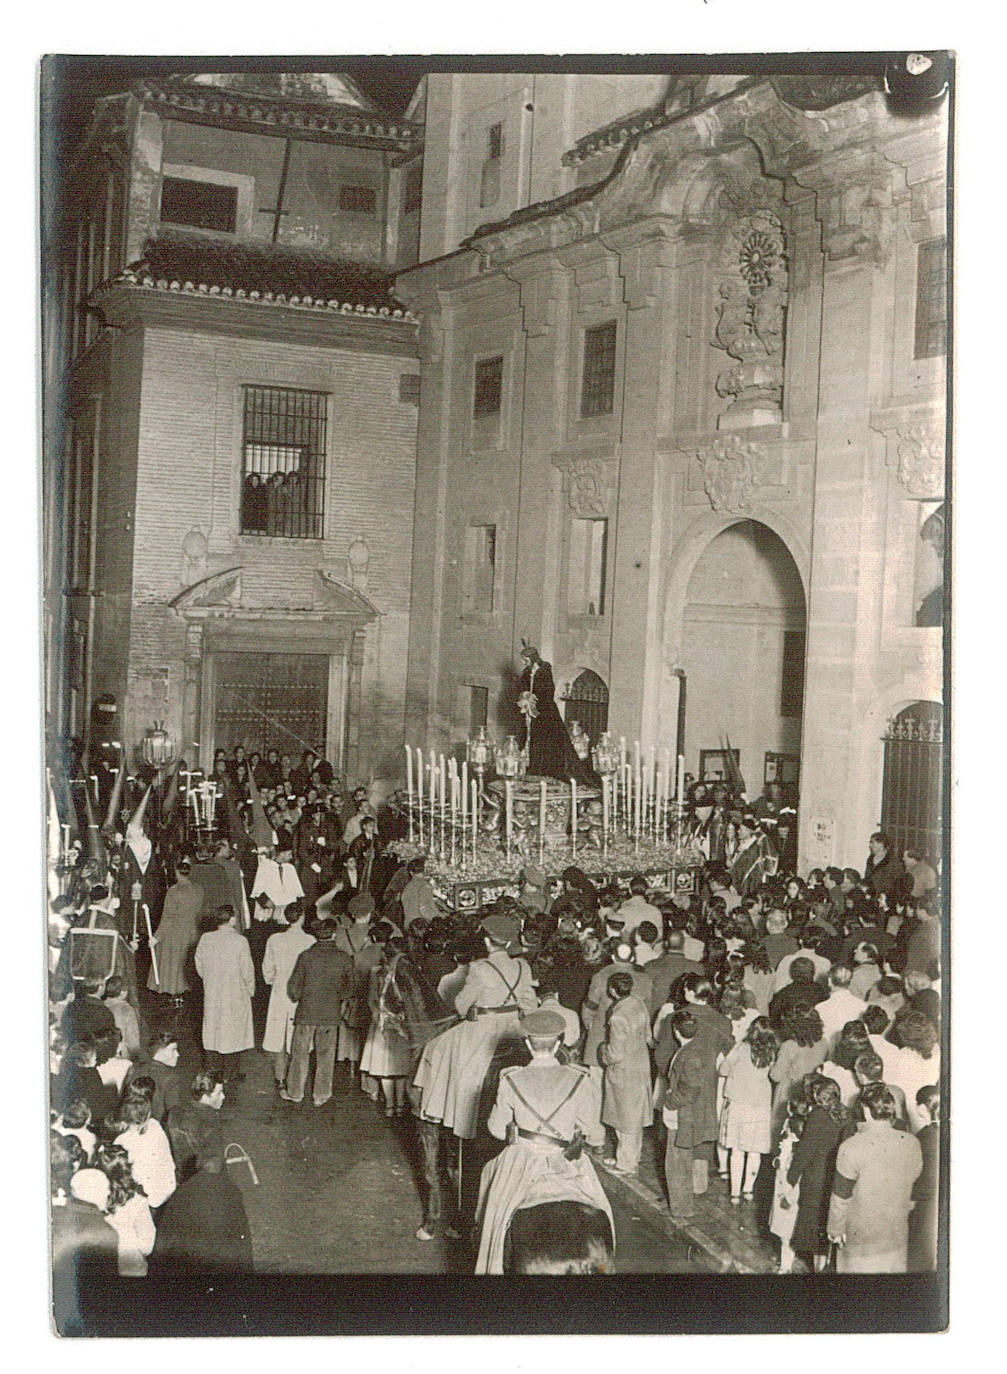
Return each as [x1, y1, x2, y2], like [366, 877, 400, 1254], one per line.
[712, 208, 789, 429]
[695, 435, 766, 513]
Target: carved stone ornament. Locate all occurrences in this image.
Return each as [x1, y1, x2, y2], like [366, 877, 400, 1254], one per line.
[695, 436, 766, 513]
[566, 458, 610, 516]
[712, 209, 788, 427]
[873, 412, 946, 499]
[347, 536, 370, 591]
[895, 421, 946, 499]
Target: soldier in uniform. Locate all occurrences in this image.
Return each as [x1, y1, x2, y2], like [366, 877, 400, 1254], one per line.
[413, 912, 537, 1145]
[474, 1008, 612, 1273]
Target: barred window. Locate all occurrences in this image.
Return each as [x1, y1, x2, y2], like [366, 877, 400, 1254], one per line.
[339, 184, 377, 214]
[914, 237, 947, 358]
[160, 176, 238, 233]
[580, 321, 617, 418]
[404, 165, 423, 214]
[473, 355, 504, 418]
[399, 373, 420, 404]
[469, 685, 489, 735]
[488, 123, 504, 160]
[241, 386, 327, 539]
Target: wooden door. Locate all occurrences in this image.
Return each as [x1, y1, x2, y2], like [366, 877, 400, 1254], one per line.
[213, 652, 329, 758]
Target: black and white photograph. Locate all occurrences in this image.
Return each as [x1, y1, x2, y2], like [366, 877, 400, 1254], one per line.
[36, 44, 951, 1337]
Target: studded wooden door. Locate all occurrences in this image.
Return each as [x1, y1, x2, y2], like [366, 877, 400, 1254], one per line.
[213, 652, 328, 758]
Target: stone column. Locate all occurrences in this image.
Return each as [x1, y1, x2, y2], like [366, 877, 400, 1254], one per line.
[603, 223, 679, 753]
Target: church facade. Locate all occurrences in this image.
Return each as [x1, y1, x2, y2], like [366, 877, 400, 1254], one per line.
[396, 72, 947, 870]
[44, 73, 424, 781]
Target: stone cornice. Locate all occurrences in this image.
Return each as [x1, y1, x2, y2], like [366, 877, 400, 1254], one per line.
[136, 78, 421, 153]
[461, 82, 943, 273]
[93, 277, 418, 355]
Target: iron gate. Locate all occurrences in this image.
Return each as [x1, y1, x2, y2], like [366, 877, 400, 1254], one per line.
[562, 670, 609, 749]
[213, 653, 328, 758]
[880, 701, 943, 861]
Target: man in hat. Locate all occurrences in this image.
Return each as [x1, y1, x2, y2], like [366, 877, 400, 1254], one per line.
[281, 918, 354, 1107]
[413, 911, 536, 1143]
[473, 1007, 611, 1273]
[334, 892, 376, 1079]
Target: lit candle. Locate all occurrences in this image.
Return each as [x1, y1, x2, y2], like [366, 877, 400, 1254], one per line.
[416, 747, 424, 847]
[677, 753, 685, 805]
[406, 746, 414, 842]
[539, 779, 546, 866]
[90, 774, 99, 803]
[570, 776, 577, 858]
[472, 778, 478, 862]
[602, 775, 609, 860]
[461, 760, 468, 825]
[450, 773, 457, 868]
[505, 779, 513, 864]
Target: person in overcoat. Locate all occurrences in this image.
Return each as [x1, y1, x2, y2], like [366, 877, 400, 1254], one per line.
[261, 901, 315, 1090]
[193, 906, 255, 1081]
[827, 1082, 923, 1272]
[655, 973, 733, 1195]
[150, 1156, 253, 1274]
[598, 972, 652, 1174]
[787, 1074, 855, 1268]
[148, 859, 204, 997]
[661, 1009, 713, 1219]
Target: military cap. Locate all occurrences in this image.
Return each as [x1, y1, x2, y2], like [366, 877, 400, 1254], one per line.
[348, 891, 375, 918]
[480, 912, 521, 944]
[519, 1008, 566, 1039]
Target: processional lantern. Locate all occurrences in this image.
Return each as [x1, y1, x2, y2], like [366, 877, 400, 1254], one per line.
[591, 730, 620, 778]
[141, 721, 176, 771]
[466, 725, 493, 780]
[494, 734, 525, 780]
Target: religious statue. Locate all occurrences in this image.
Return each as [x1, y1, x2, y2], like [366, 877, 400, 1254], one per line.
[515, 641, 597, 786]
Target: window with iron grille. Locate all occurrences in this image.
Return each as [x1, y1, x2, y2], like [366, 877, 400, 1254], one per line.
[473, 355, 504, 418]
[404, 165, 423, 214]
[399, 373, 421, 404]
[160, 176, 238, 233]
[914, 237, 947, 358]
[580, 321, 617, 418]
[339, 184, 378, 214]
[488, 123, 504, 160]
[241, 386, 328, 539]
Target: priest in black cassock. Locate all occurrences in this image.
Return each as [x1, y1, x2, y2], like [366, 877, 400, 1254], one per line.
[516, 642, 597, 786]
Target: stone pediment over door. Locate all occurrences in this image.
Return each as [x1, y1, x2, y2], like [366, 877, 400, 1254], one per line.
[168, 567, 380, 630]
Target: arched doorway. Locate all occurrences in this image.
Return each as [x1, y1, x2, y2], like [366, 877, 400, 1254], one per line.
[562, 669, 609, 748]
[880, 702, 943, 862]
[680, 520, 806, 796]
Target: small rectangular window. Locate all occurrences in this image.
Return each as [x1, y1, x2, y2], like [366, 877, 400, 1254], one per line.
[569, 517, 608, 616]
[488, 123, 504, 160]
[404, 165, 423, 214]
[464, 524, 496, 614]
[914, 237, 947, 359]
[473, 356, 504, 418]
[580, 321, 617, 418]
[469, 686, 489, 735]
[241, 386, 328, 540]
[160, 176, 238, 233]
[781, 630, 805, 717]
[399, 373, 420, 404]
[339, 185, 378, 215]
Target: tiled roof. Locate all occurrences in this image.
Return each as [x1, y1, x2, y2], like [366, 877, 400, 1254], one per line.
[562, 106, 671, 167]
[103, 232, 415, 320]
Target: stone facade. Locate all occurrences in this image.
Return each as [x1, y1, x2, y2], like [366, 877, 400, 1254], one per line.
[397, 73, 947, 869]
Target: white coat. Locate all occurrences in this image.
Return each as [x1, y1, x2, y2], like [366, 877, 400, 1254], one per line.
[194, 925, 254, 1054]
[262, 922, 316, 1054]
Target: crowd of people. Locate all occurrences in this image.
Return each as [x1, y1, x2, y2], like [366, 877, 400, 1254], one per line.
[47, 743, 942, 1282]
